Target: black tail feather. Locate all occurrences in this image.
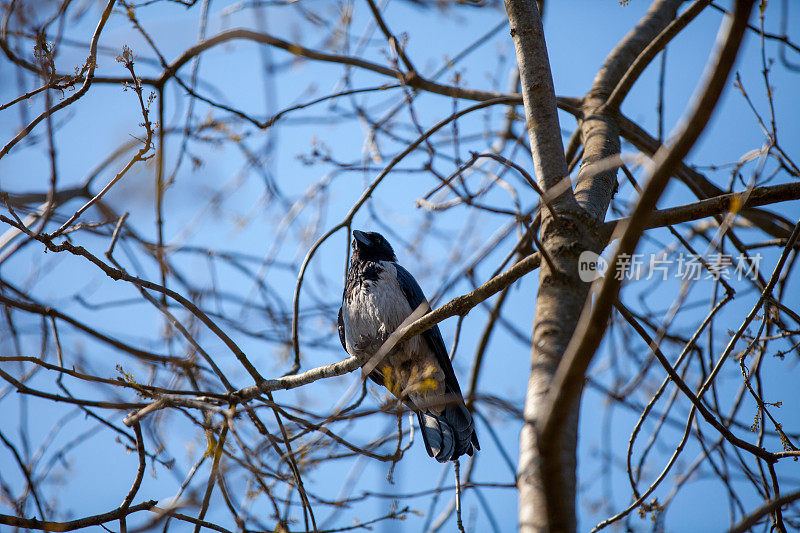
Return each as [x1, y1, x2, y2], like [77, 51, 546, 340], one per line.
[417, 402, 478, 463]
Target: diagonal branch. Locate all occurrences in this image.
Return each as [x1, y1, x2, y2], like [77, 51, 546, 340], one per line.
[604, 0, 713, 111]
[729, 490, 800, 533]
[616, 111, 796, 238]
[575, 0, 683, 221]
[600, 181, 800, 241]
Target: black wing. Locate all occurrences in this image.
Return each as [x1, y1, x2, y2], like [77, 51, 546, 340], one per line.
[393, 263, 464, 396]
[337, 306, 347, 351]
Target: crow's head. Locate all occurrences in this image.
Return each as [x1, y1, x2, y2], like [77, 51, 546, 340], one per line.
[352, 230, 396, 262]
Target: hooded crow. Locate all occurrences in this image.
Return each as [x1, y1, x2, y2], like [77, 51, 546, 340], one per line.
[337, 230, 479, 462]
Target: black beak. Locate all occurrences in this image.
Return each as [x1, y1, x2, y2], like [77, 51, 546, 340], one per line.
[353, 230, 370, 246]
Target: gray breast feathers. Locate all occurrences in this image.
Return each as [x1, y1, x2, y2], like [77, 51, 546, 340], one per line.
[342, 261, 444, 409]
[342, 262, 414, 354]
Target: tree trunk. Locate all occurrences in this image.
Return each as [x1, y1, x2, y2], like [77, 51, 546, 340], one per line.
[503, 1, 592, 531]
[505, 1, 685, 531]
[519, 215, 595, 533]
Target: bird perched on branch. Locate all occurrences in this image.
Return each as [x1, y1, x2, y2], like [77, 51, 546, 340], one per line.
[337, 230, 479, 462]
